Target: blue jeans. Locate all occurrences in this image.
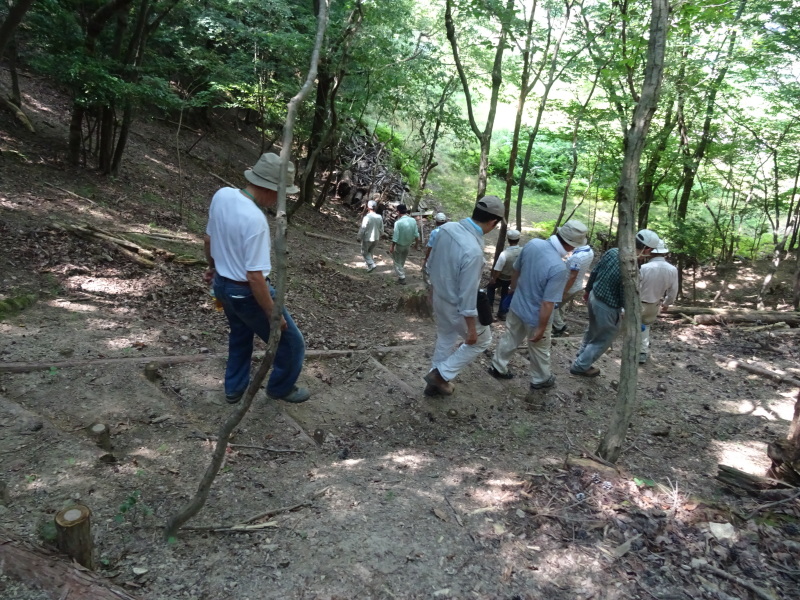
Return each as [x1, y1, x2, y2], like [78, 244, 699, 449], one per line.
[213, 275, 305, 398]
[572, 292, 621, 372]
[486, 278, 512, 316]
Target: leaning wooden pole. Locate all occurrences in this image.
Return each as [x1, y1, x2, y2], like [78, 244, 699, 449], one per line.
[163, 1, 329, 540]
[597, 0, 670, 462]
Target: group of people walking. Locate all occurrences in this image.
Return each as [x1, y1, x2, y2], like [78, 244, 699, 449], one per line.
[204, 152, 679, 406]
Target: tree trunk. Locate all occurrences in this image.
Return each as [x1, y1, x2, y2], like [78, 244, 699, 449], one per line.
[675, 0, 744, 221]
[0, 0, 36, 61]
[445, 0, 512, 200]
[597, 0, 669, 463]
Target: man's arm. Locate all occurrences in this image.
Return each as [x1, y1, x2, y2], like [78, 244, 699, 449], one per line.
[562, 269, 579, 301]
[246, 270, 288, 331]
[530, 301, 555, 342]
[203, 235, 215, 284]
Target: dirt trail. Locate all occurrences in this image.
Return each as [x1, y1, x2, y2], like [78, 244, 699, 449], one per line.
[2, 78, 800, 599]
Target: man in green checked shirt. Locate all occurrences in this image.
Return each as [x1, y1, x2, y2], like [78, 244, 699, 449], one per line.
[570, 229, 660, 378]
[389, 204, 420, 285]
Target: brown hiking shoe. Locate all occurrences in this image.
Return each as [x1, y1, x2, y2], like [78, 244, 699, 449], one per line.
[423, 368, 454, 395]
[570, 366, 601, 378]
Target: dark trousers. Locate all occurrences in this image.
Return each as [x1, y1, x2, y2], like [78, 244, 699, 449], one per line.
[486, 278, 512, 316]
[213, 275, 305, 398]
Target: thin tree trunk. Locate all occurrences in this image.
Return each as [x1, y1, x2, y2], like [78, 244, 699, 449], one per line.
[0, 0, 36, 61]
[597, 0, 669, 463]
[445, 0, 513, 200]
[163, 0, 329, 540]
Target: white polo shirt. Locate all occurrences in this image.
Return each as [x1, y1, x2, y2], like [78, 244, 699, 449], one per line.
[206, 187, 271, 281]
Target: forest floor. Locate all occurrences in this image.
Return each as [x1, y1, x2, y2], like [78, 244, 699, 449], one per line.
[2, 70, 800, 600]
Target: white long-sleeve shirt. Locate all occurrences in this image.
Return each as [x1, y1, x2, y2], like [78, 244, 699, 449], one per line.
[358, 212, 383, 243]
[428, 218, 485, 321]
[640, 256, 678, 306]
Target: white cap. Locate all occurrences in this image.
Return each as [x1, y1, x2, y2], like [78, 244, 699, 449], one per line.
[636, 229, 660, 249]
[367, 200, 377, 209]
[435, 212, 447, 223]
[651, 241, 669, 254]
[506, 229, 520, 240]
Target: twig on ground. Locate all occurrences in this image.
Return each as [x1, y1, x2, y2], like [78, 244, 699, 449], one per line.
[209, 172, 235, 188]
[243, 502, 312, 524]
[700, 563, 778, 600]
[229, 444, 304, 454]
[43, 182, 96, 205]
[444, 495, 464, 527]
[745, 488, 800, 519]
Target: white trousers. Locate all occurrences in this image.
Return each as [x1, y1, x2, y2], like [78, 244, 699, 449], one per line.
[431, 298, 492, 381]
[361, 239, 378, 269]
[491, 310, 553, 385]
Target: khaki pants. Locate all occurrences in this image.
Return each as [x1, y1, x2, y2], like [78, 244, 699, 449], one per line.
[491, 310, 554, 386]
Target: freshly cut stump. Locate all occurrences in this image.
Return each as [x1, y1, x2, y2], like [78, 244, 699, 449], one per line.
[88, 423, 112, 451]
[55, 505, 94, 569]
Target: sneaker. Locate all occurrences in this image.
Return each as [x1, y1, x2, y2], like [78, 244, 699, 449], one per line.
[367, 265, 376, 273]
[530, 375, 556, 390]
[423, 368, 454, 395]
[267, 386, 311, 403]
[398, 278, 406, 285]
[487, 366, 514, 380]
[225, 391, 244, 404]
[638, 354, 648, 364]
[570, 366, 601, 378]
[496, 313, 507, 322]
[552, 326, 568, 337]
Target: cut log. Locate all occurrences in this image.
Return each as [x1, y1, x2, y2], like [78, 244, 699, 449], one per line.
[88, 423, 112, 451]
[713, 354, 800, 387]
[0, 528, 140, 599]
[54, 505, 95, 570]
[664, 306, 800, 326]
[336, 169, 352, 198]
[716, 464, 794, 494]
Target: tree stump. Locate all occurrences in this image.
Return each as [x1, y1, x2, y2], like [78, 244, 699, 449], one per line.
[88, 423, 112, 451]
[55, 505, 95, 569]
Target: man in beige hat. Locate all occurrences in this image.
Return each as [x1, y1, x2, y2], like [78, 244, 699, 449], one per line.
[424, 195, 504, 396]
[204, 152, 310, 404]
[489, 219, 588, 390]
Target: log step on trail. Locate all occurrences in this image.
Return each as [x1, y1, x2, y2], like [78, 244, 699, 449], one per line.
[665, 306, 800, 326]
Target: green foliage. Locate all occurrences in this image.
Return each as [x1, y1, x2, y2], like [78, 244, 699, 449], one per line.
[114, 490, 152, 523]
[374, 125, 421, 188]
[0, 293, 37, 321]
